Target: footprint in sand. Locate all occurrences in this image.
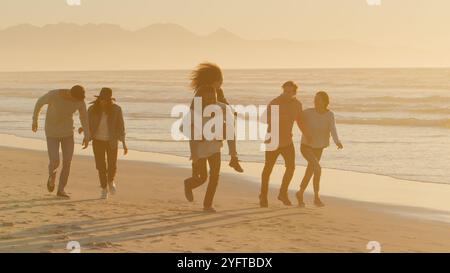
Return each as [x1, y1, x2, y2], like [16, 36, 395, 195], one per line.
[86, 241, 114, 249]
[41, 244, 54, 250]
[1, 222, 14, 227]
[69, 225, 83, 231]
[52, 229, 66, 235]
[54, 235, 70, 240]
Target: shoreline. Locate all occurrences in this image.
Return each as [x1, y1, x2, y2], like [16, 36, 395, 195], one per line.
[1, 133, 450, 224]
[0, 145, 449, 252]
[0, 133, 450, 186]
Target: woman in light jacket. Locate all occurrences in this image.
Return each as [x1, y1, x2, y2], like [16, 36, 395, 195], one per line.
[297, 91, 343, 207]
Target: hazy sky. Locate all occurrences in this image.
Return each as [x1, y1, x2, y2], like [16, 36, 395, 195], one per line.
[1, 0, 450, 48]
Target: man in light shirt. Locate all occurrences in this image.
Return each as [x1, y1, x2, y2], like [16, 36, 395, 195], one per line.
[32, 85, 91, 198]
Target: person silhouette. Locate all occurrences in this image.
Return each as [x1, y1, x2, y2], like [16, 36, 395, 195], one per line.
[296, 91, 343, 207]
[259, 81, 310, 208]
[32, 85, 91, 198]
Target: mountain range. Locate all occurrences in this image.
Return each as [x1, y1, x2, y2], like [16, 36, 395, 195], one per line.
[0, 23, 442, 71]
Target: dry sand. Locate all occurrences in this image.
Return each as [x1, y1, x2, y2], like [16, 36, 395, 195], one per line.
[0, 146, 449, 253]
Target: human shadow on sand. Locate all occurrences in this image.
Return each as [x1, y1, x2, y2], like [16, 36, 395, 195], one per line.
[0, 197, 100, 212]
[0, 206, 306, 252]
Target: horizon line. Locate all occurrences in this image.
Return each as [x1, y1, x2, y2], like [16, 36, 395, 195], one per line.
[1, 66, 450, 73]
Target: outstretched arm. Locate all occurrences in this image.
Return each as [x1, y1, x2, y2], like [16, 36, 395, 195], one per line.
[78, 102, 91, 148]
[117, 106, 126, 143]
[330, 113, 343, 149]
[32, 91, 52, 132]
[117, 107, 128, 155]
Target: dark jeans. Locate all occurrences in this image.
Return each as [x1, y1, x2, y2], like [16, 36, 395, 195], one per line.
[46, 136, 74, 192]
[188, 152, 221, 208]
[92, 139, 118, 189]
[260, 143, 295, 197]
[299, 144, 324, 193]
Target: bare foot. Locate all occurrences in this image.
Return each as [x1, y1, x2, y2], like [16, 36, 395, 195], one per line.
[229, 157, 244, 173]
[277, 193, 292, 206]
[314, 198, 325, 207]
[296, 191, 305, 207]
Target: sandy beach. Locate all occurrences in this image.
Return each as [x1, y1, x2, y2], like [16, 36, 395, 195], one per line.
[0, 141, 449, 253]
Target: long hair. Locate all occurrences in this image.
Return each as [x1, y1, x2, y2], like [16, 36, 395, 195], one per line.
[90, 98, 114, 114]
[315, 91, 330, 109]
[190, 63, 223, 91]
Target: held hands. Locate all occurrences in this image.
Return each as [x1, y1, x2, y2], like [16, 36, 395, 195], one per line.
[78, 127, 87, 150]
[80, 126, 89, 149]
[337, 142, 344, 150]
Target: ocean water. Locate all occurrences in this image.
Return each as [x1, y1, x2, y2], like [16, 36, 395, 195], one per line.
[0, 69, 449, 184]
